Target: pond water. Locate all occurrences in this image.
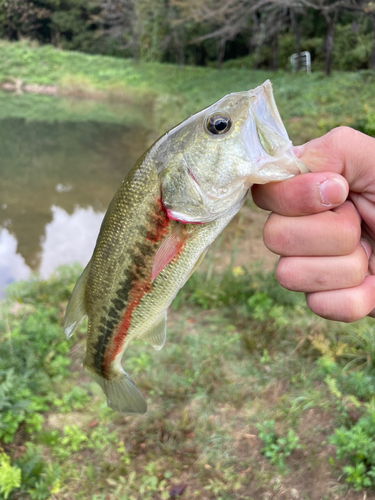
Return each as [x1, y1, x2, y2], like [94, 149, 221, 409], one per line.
[0, 92, 158, 295]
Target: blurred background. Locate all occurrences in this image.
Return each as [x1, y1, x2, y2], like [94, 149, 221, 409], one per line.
[2, 1, 375, 500]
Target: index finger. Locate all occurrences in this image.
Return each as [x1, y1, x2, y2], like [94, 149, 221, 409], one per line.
[252, 171, 348, 216]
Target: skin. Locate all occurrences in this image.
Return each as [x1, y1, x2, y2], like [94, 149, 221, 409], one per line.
[252, 126, 375, 323]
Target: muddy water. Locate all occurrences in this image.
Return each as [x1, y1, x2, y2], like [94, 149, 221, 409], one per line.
[0, 93, 156, 295]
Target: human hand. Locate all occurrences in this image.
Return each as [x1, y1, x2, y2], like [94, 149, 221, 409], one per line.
[251, 126, 375, 323]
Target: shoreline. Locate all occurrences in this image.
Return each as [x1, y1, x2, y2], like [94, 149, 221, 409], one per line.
[1, 79, 142, 102]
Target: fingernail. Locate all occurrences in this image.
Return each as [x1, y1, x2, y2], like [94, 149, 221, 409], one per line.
[361, 238, 372, 260]
[293, 145, 303, 158]
[319, 178, 347, 206]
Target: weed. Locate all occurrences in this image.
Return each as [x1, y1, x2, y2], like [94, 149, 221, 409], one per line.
[53, 386, 91, 413]
[0, 451, 21, 500]
[330, 409, 375, 490]
[14, 443, 60, 499]
[256, 420, 301, 471]
[2, 262, 375, 497]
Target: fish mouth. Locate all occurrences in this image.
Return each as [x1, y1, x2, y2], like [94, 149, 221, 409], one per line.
[241, 80, 308, 184]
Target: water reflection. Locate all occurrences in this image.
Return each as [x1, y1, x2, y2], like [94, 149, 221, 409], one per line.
[39, 206, 104, 278]
[0, 99, 155, 293]
[0, 229, 29, 293]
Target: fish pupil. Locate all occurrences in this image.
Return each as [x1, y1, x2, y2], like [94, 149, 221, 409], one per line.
[206, 113, 231, 135]
[214, 119, 227, 131]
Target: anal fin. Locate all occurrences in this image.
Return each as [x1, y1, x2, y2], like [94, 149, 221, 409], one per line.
[186, 246, 209, 281]
[64, 263, 90, 339]
[139, 312, 167, 350]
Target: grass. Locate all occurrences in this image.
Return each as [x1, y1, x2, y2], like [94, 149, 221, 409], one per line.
[1, 40, 375, 141]
[2, 40, 375, 499]
[1, 260, 375, 499]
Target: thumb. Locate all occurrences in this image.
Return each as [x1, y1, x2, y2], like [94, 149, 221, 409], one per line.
[294, 126, 375, 193]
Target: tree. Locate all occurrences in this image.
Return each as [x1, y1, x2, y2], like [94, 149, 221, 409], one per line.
[290, 5, 305, 70]
[1, 0, 51, 40]
[295, 0, 363, 74]
[172, 0, 272, 68]
[359, 1, 375, 68]
[101, 0, 172, 62]
[274, 0, 362, 74]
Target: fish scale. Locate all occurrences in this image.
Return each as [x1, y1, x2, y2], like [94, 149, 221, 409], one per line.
[64, 80, 307, 414]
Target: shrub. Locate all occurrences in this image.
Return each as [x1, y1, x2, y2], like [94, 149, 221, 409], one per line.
[330, 409, 375, 490]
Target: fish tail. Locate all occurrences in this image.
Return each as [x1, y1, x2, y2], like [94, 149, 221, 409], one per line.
[85, 366, 147, 414]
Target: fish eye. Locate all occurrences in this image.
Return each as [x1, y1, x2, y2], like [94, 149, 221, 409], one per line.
[206, 113, 232, 135]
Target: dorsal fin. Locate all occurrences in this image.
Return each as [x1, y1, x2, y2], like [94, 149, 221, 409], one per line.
[64, 264, 90, 339]
[151, 224, 188, 282]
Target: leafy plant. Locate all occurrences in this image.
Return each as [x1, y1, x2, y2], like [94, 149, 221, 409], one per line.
[0, 451, 21, 500]
[53, 386, 91, 413]
[256, 420, 301, 471]
[14, 443, 60, 500]
[330, 409, 375, 490]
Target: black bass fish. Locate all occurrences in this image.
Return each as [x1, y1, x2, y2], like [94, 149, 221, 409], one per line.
[64, 80, 307, 414]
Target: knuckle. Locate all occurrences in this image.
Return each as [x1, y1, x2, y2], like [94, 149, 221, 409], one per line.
[306, 293, 363, 323]
[314, 274, 328, 287]
[338, 211, 361, 254]
[263, 214, 285, 252]
[340, 301, 364, 323]
[327, 126, 355, 146]
[275, 259, 295, 290]
[350, 253, 367, 285]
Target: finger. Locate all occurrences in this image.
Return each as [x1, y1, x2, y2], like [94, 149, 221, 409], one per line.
[294, 126, 375, 193]
[252, 172, 348, 216]
[275, 241, 371, 293]
[264, 201, 361, 257]
[306, 275, 375, 323]
[350, 191, 375, 247]
[361, 224, 375, 276]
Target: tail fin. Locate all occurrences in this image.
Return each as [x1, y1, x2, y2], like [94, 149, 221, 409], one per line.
[86, 368, 147, 414]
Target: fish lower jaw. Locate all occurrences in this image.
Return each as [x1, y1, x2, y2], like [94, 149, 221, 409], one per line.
[166, 209, 205, 225]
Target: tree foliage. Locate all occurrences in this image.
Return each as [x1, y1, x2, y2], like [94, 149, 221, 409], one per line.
[0, 0, 375, 73]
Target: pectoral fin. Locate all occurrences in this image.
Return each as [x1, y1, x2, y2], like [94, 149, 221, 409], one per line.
[151, 224, 188, 282]
[64, 263, 90, 339]
[139, 312, 167, 350]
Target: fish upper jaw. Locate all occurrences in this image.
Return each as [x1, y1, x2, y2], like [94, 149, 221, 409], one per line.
[241, 80, 308, 185]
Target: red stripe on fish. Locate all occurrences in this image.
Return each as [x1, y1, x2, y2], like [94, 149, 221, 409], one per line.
[102, 197, 174, 374]
[146, 198, 170, 243]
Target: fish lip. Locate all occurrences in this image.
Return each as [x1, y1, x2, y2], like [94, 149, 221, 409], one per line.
[166, 209, 204, 224]
[240, 80, 307, 183]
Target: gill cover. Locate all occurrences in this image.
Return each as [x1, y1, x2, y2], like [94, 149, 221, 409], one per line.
[156, 80, 307, 224]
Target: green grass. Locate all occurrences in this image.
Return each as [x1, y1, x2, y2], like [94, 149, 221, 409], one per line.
[1, 40, 375, 141]
[2, 40, 375, 498]
[2, 262, 375, 499]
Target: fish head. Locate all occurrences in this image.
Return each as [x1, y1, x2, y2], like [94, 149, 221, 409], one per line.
[156, 80, 307, 224]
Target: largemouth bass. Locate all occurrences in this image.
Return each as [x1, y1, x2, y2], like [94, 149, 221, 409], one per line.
[64, 80, 307, 414]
